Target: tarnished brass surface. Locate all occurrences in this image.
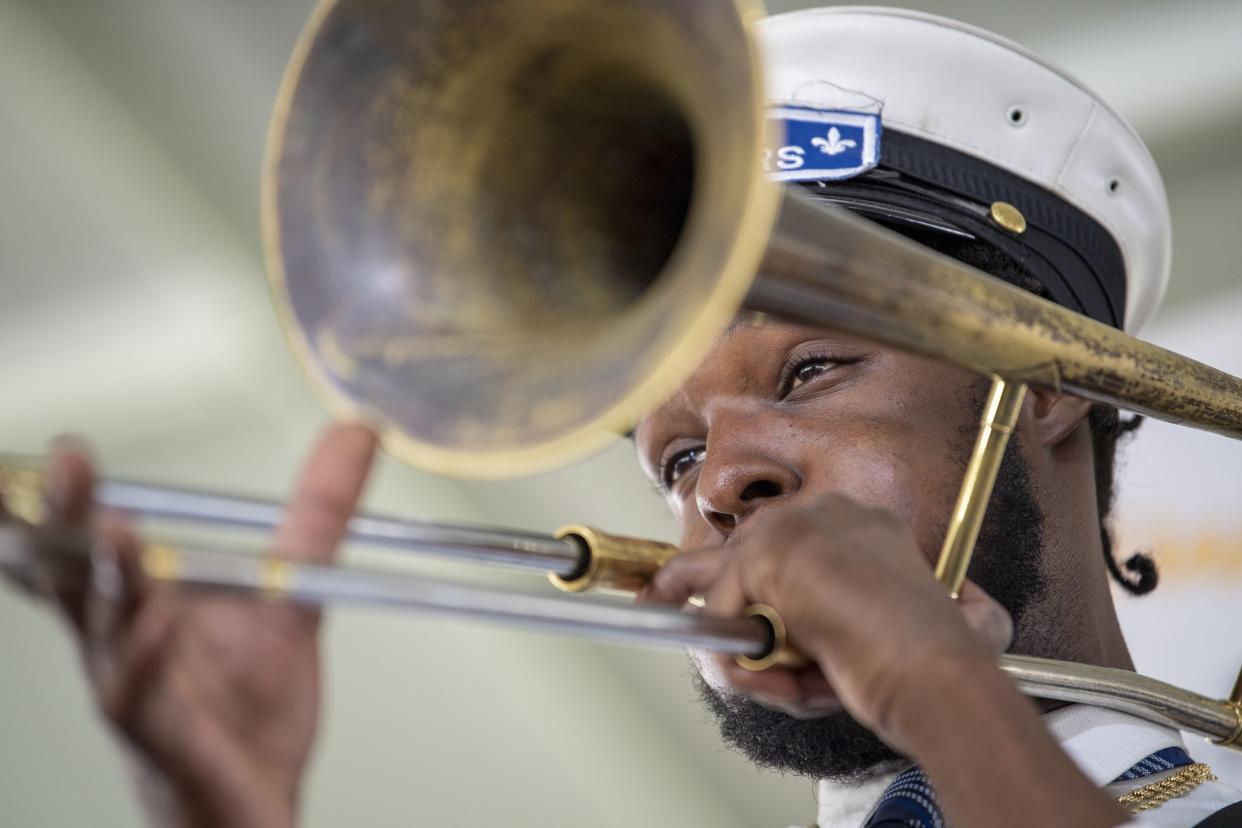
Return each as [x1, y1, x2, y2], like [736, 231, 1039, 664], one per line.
[549, 524, 678, 594]
[1002, 654, 1242, 752]
[749, 191, 1242, 439]
[264, 3, 1242, 481]
[1216, 702, 1242, 749]
[935, 378, 1028, 598]
[264, 0, 777, 477]
[1219, 668, 1242, 748]
[730, 612, 1242, 747]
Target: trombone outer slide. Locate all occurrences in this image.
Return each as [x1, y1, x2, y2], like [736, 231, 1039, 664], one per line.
[0, 462, 676, 593]
[3, 527, 1237, 751]
[130, 544, 1242, 751]
[0, 461, 583, 576]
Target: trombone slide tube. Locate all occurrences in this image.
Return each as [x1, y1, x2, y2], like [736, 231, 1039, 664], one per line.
[0, 526, 764, 656]
[102, 480, 582, 574]
[153, 543, 1242, 749]
[138, 543, 770, 656]
[0, 461, 683, 596]
[0, 462, 582, 577]
[2, 526, 1238, 750]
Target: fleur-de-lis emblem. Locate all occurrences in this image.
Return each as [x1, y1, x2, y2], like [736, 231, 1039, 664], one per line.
[811, 127, 857, 156]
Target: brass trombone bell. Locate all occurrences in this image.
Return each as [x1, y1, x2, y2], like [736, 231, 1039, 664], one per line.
[264, 0, 1242, 483]
[264, 0, 776, 478]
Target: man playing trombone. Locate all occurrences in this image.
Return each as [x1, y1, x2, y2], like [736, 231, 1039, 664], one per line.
[7, 6, 1242, 828]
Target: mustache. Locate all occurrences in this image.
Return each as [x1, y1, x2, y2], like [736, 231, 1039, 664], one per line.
[689, 433, 1049, 781]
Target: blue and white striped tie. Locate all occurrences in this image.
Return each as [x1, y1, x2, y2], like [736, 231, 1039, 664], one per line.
[860, 747, 1195, 827]
[861, 765, 945, 828]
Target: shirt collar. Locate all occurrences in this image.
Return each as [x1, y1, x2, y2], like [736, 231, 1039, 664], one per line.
[810, 767, 903, 828]
[1042, 703, 1185, 786]
[812, 704, 1185, 827]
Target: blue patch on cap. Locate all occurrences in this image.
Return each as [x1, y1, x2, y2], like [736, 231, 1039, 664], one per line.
[765, 105, 882, 182]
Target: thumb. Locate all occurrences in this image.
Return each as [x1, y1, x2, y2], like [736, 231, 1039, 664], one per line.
[272, 423, 378, 565]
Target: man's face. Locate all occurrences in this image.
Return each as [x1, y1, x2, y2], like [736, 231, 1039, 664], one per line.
[634, 319, 982, 558]
[633, 318, 1049, 780]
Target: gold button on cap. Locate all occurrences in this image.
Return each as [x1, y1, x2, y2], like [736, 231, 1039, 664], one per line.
[990, 201, 1027, 234]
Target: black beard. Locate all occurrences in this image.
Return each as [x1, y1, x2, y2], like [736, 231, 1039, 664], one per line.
[694, 432, 1048, 782]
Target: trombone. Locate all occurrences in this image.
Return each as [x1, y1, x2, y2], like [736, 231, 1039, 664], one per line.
[3, 0, 1242, 751]
[2, 462, 1239, 747]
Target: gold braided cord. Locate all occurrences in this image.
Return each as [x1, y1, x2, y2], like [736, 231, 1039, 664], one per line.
[801, 761, 1218, 825]
[1118, 763, 1218, 814]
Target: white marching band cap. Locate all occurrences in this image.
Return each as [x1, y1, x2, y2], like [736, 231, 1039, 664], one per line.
[756, 6, 1172, 333]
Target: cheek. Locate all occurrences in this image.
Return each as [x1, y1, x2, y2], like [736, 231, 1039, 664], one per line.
[816, 437, 962, 563]
[678, 513, 719, 554]
[664, 358, 977, 556]
[794, 399, 971, 560]
[670, 495, 706, 549]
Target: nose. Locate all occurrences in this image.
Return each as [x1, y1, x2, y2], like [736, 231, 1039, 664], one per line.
[695, 450, 801, 536]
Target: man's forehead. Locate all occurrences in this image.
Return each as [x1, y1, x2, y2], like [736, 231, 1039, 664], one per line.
[670, 313, 782, 396]
[632, 315, 855, 438]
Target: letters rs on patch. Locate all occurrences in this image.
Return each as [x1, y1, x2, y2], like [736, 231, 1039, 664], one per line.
[764, 105, 882, 183]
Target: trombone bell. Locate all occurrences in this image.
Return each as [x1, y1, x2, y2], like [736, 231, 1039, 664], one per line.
[264, 0, 778, 477]
[266, 0, 1242, 481]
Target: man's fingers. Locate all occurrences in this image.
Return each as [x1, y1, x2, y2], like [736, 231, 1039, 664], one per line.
[83, 514, 150, 648]
[639, 548, 726, 607]
[34, 435, 98, 630]
[956, 578, 1014, 656]
[44, 435, 96, 525]
[75, 510, 163, 720]
[695, 559, 808, 701]
[93, 596, 179, 727]
[272, 423, 378, 565]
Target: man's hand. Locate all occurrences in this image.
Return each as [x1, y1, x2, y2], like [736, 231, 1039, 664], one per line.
[640, 493, 1013, 752]
[11, 423, 377, 828]
[640, 494, 1129, 828]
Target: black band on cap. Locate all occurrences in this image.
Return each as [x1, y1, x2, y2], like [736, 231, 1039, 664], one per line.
[800, 130, 1128, 329]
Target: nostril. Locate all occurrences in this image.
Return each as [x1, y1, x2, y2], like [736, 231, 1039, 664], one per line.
[711, 511, 737, 531]
[739, 479, 782, 501]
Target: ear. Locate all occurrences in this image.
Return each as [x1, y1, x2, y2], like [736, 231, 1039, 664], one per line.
[1024, 388, 1094, 449]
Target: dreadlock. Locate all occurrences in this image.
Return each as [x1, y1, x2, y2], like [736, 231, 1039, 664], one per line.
[895, 226, 1159, 595]
[1088, 406, 1156, 593]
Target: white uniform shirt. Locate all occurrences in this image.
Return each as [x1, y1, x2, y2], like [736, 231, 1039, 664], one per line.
[805, 705, 1242, 828]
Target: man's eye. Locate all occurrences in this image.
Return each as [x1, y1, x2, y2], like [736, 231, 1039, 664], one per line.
[662, 446, 705, 490]
[784, 357, 838, 394]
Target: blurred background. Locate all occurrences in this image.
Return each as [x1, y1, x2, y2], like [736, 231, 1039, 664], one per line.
[1, 0, 1240, 825]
